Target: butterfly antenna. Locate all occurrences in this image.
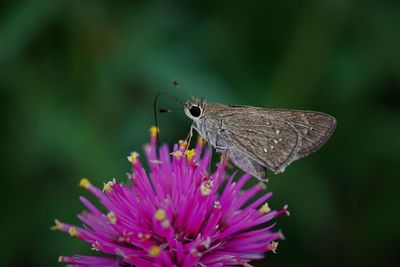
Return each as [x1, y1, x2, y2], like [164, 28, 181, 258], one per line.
[172, 80, 192, 99]
[159, 107, 181, 113]
[153, 93, 161, 150]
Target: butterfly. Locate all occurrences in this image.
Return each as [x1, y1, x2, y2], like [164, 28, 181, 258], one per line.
[184, 98, 336, 181]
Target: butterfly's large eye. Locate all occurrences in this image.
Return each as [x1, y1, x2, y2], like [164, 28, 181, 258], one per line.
[189, 106, 202, 118]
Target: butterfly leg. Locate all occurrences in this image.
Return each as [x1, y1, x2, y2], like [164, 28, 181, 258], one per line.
[184, 123, 195, 148]
[220, 150, 230, 169]
[207, 144, 213, 175]
[215, 143, 229, 164]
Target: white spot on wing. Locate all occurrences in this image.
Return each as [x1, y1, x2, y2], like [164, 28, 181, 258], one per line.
[301, 113, 309, 124]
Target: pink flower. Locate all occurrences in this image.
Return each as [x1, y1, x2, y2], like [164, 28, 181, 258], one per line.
[53, 127, 288, 266]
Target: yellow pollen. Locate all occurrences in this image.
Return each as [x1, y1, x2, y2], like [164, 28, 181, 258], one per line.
[68, 226, 78, 237]
[103, 184, 112, 192]
[51, 219, 62, 230]
[184, 149, 196, 161]
[154, 209, 166, 221]
[171, 150, 183, 158]
[200, 181, 212, 196]
[127, 152, 139, 163]
[149, 126, 159, 137]
[178, 140, 188, 148]
[79, 178, 91, 189]
[197, 135, 205, 145]
[220, 153, 229, 163]
[107, 211, 117, 224]
[103, 178, 116, 192]
[269, 241, 279, 253]
[260, 202, 271, 214]
[149, 245, 161, 256]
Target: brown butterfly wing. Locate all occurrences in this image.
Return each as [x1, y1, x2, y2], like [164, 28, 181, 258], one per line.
[210, 105, 336, 174]
[285, 111, 337, 160]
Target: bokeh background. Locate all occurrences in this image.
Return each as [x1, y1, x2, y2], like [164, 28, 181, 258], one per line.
[1, 0, 399, 266]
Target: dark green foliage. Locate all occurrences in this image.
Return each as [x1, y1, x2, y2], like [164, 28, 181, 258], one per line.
[1, 0, 399, 266]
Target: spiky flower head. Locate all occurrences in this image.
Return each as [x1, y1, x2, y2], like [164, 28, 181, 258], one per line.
[53, 127, 288, 266]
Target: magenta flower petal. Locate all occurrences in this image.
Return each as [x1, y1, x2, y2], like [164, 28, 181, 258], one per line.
[53, 127, 287, 266]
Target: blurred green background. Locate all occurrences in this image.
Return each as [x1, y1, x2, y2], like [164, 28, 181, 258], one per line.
[1, 0, 399, 266]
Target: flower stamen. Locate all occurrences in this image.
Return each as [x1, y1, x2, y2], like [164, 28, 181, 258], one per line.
[79, 178, 91, 189]
[161, 219, 170, 229]
[118, 230, 133, 243]
[277, 204, 290, 216]
[127, 152, 139, 163]
[107, 211, 117, 224]
[149, 245, 161, 256]
[51, 219, 63, 231]
[68, 226, 78, 237]
[200, 180, 213, 196]
[103, 178, 116, 192]
[283, 204, 290, 216]
[190, 248, 203, 257]
[268, 241, 279, 253]
[260, 202, 271, 214]
[138, 232, 151, 242]
[91, 241, 101, 251]
[149, 126, 159, 137]
[179, 140, 188, 149]
[154, 209, 166, 221]
[213, 200, 221, 209]
[171, 150, 183, 158]
[184, 149, 196, 161]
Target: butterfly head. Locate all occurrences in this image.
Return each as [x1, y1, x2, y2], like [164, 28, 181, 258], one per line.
[184, 98, 205, 121]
